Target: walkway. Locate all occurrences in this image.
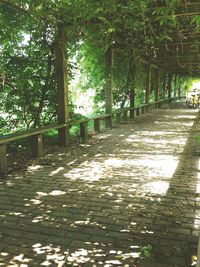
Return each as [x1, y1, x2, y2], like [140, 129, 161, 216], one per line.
[1, 102, 200, 267]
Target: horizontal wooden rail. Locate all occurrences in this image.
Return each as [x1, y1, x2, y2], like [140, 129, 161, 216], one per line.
[0, 97, 174, 173]
[0, 123, 68, 144]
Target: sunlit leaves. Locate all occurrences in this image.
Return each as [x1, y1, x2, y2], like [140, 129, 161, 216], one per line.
[191, 15, 200, 30]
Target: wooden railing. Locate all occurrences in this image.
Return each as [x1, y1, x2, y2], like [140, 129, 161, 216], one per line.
[0, 98, 174, 172]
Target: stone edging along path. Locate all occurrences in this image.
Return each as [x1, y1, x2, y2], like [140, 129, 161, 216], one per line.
[1, 102, 200, 266]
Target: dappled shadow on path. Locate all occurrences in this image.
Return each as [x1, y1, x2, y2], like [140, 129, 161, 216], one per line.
[136, 110, 200, 267]
[0, 104, 200, 266]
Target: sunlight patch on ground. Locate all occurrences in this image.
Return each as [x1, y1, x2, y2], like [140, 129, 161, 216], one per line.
[133, 155, 179, 178]
[32, 215, 51, 223]
[67, 245, 140, 265]
[142, 181, 169, 195]
[63, 161, 104, 181]
[49, 190, 66, 196]
[125, 132, 187, 150]
[105, 158, 127, 168]
[6, 180, 15, 186]
[9, 212, 25, 218]
[196, 184, 200, 194]
[126, 137, 186, 146]
[27, 165, 43, 172]
[0, 252, 33, 266]
[97, 133, 113, 140]
[49, 167, 64, 176]
[32, 243, 67, 266]
[67, 248, 90, 264]
[31, 242, 129, 266]
[62, 153, 178, 183]
[72, 219, 91, 226]
[163, 114, 197, 120]
[154, 121, 194, 127]
[174, 115, 197, 120]
[30, 198, 42, 205]
[104, 155, 178, 175]
[24, 190, 66, 211]
[37, 192, 48, 197]
[0, 228, 142, 265]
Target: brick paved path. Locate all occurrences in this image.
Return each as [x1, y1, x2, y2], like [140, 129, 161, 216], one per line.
[1, 102, 200, 266]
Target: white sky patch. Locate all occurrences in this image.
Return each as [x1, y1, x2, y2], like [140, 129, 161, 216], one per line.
[22, 33, 31, 46]
[191, 80, 200, 90]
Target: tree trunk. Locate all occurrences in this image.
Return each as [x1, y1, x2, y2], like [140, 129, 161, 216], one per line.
[105, 47, 114, 115]
[155, 68, 160, 102]
[167, 74, 172, 98]
[130, 61, 136, 109]
[145, 64, 151, 104]
[55, 24, 69, 146]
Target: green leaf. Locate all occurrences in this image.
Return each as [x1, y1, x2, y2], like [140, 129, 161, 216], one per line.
[36, 4, 42, 11]
[94, 7, 103, 14]
[28, 80, 34, 87]
[98, 16, 107, 23]
[147, 244, 152, 251]
[107, 28, 115, 33]
[144, 250, 150, 257]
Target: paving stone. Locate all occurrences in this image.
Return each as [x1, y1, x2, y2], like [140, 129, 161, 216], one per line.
[80, 227, 107, 237]
[0, 243, 7, 252]
[46, 236, 72, 246]
[90, 235, 114, 244]
[169, 227, 191, 235]
[1, 103, 200, 266]
[70, 240, 94, 249]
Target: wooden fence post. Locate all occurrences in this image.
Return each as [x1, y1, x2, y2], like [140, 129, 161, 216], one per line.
[123, 110, 128, 122]
[130, 109, 135, 119]
[105, 116, 112, 128]
[141, 106, 145, 114]
[116, 113, 121, 124]
[32, 134, 43, 157]
[94, 118, 100, 133]
[136, 108, 140, 116]
[80, 122, 88, 141]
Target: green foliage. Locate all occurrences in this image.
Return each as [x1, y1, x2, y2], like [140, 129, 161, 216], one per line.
[75, 40, 105, 113]
[139, 244, 153, 258]
[0, 2, 57, 133]
[0, 0, 199, 135]
[112, 51, 135, 108]
[196, 134, 200, 144]
[184, 78, 200, 92]
[191, 16, 200, 30]
[134, 62, 146, 106]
